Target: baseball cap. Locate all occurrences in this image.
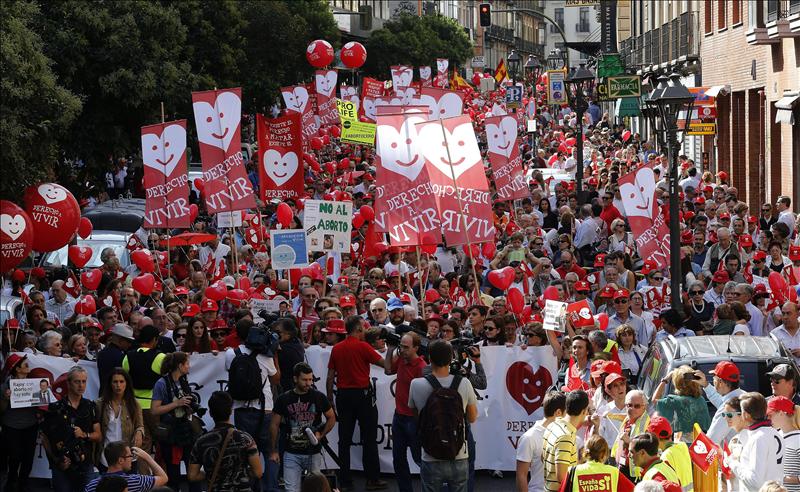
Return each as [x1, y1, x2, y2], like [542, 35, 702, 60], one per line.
[322, 319, 346, 334]
[790, 245, 800, 262]
[440, 304, 453, 315]
[339, 294, 356, 308]
[387, 297, 404, 311]
[598, 285, 616, 298]
[767, 364, 796, 380]
[641, 259, 658, 275]
[703, 185, 714, 194]
[747, 215, 757, 223]
[753, 250, 767, 261]
[183, 303, 200, 318]
[591, 360, 622, 378]
[399, 293, 412, 304]
[694, 197, 706, 205]
[603, 372, 627, 389]
[613, 288, 630, 300]
[174, 286, 189, 296]
[376, 281, 391, 290]
[738, 235, 753, 247]
[767, 396, 796, 416]
[712, 270, 730, 283]
[426, 314, 443, 324]
[647, 415, 673, 439]
[716, 171, 728, 181]
[1, 354, 27, 379]
[425, 289, 441, 303]
[709, 360, 740, 382]
[201, 298, 218, 312]
[109, 323, 135, 341]
[718, 212, 731, 220]
[30, 267, 46, 279]
[222, 276, 235, 288]
[593, 253, 607, 268]
[574, 281, 591, 292]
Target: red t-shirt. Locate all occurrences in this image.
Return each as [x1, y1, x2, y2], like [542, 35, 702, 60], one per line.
[392, 356, 427, 416]
[328, 336, 382, 389]
[557, 263, 587, 280]
[599, 204, 623, 234]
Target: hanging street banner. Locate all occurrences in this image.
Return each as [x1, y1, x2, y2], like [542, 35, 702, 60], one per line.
[141, 119, 191, 229]
[282, 84, 319, 151]
[191, 87, 257, 214]
[618, 161, 671, 270]
[547, 70, 568, 105]
[485, 115, 528, 201]
[315, 69, 340, 127]
[607, 75, 642, 98]
[336, 99, 377, 146]
[303, 199, 353, 253]
[256, 113, 305, 201]
[270, 229, 308, 269]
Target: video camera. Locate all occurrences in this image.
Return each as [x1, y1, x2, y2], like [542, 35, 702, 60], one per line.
[251, 310, 282, 357]
[449, 337, 479, 375]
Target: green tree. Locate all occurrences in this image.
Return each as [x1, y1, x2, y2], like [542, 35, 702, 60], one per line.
[0, 0, 81, 201]
[363, 14, 473, 79]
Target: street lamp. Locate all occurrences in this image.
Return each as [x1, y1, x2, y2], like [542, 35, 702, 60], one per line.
[507, 49, 521, 83]
[565, 62, 596, 204]
[525, 54, 543, 152]
[547, 48, 565, 70]
[651, 72, 695, 313]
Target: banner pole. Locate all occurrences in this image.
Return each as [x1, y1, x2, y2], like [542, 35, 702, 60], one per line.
[229, 226, 238, 278]
[416, 246, 423, 319]
[160, 101, 165, 124]
[437, 117, 483, 305]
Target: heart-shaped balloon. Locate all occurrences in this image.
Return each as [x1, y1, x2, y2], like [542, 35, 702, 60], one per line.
[487, 266, 515, 291]
[80, 269, 103, 291]
[205, 280, 228, 301]
[227, 289, 249, 305]
[131, 249, 154, 273]
[78, 217, 93, 239]
[595, 312, 609, 331]
[75, 295, 96, 315]
[506, 361, 552, 415]
[131, 273, 156, 296]
[506, 288, 525, 314]
[68, 245, 93, 268]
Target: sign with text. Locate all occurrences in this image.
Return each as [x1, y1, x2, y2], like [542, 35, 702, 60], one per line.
[547, 70, 568, 105]
[687, 122, 717, 135]
[543, 300, 568, 332]
[141, 119, 191, 229]
[11, 378, 55, 408]
[336, 99, 377, 146]
[607, 75, 641, 98]
[303, 200, 353, 253]
[256, 113, 304, 200]
[270, 229, 308, 269]
[485, 115, 527, 201]
[618, 161, 671, 269]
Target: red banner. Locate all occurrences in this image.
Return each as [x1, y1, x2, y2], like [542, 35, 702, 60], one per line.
[435, 58, 449, 88]
[566, 299, 595, 328]
[281, 84, 319, 149]
[618, 162, 671, 269]
[360, 78, 386, 123]
[191, 88, 256, 214]
[418, 66, 432, 87]
[141, 120, 191, 228]
[390, 65, 413, 91]
[484, 115, 527, 201]
[314, 69, 339, 127]
[415, 115, 493, 245]
[256, 113, 304, 202]
[688, 431, 719, 473]
[373, 107, 440, 246]
[420, 87, 464, 120]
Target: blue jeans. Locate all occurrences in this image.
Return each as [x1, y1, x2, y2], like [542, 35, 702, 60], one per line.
[282, 452, 322, 492]
[51, 463, 97, 492]
[420, 459, 468, 492]
[234, 408, 279, 492]
[393, 413, 421, 492]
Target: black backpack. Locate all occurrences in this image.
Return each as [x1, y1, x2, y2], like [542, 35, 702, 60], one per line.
[417, 374, 465, 460]
[227, 347, 265, 402]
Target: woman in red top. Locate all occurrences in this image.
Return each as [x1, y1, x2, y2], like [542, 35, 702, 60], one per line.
[182, 317, 217, 353]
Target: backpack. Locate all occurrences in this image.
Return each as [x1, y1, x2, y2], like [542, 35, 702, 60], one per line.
[227, 347, 265, 402]
[417, 374, 465, 460]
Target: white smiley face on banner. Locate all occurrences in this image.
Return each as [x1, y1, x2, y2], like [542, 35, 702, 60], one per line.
[362, 97, 377, 121]
[391, 66, 412, 88]
[420, 92, 463, 119]
[485, 116, 517, 159]
[418, 121, 481, 180]
[419, 66, 431, 81]
[193, 91, 241, 152]
[340, 86, 356, 98]
[0, 214, 25, 241]
[693, 440, 708, 455]
[315, 71, 337, 98]
[377, 115, 427, 181]
[142, 124, 186, 178]
[437, 59, 449, 73]
[619, 167, 657, 219]
[262, 149, 298, 187]
[282, 86, 309, 114]
[395, 87, 418, 106]
[38, 183, 68, 205]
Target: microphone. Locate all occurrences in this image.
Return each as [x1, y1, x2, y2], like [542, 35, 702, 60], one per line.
[305, 427, 319, 446]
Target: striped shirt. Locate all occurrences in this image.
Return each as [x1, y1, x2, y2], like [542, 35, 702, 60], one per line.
[783, 430, 800, 492]
[541, 417, 577, 492]
[85, 472, 156, 492]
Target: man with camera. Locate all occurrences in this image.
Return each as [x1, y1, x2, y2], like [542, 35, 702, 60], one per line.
[409, 339, 478, 492]
[225, 318, 281, 492]
[84, 441, 168, 492]
[269, 363, 336, 492]
[383, 332, 427, 492]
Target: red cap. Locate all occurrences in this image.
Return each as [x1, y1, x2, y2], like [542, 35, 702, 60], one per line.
[4, 319, 20, 330]
[647, 415, 673, 438]
[613, 288, 630, 300]
[754, 283, 769, 296]
[426, 314, 443, 323]
[738, 235, 753, 247]
[712, 270, 730, 283]
[718, 212, 731, 220]
[399, 293, 412, 303]
[30, 267, 46, 279]
[339, 294, 356, 307]
[591, 360, 622, 378]
[710, 360, 740, 382]
[717, 171, 729, 181]
[790, 245, 800, 262]
[768, 396, 796, 416]
[574, 281, 591, 292]
[593, 253, 607, 268]
[599, 285, 616, 298]
[322, 319, 346, 334]
[363, 173, 374, 181]
[747, 215, 757, 223]
[641, 259, 659, 275]
[174, 286, 189, 296]
[587, 177, 598, 186]
[11, 270, 24, 282]
[680, 230, 693, 245]
[183, 303, 200, 318]
[694, 197, 706, 205]
[376, 280, 391, 289]
[753, 250, 767, 261]
[388, 271, 400, 278]
[1, 353, 27, 379]
[337, 276, 349, 284]
[212, 319, 229, 331]
[425, 289, 441, 302]
[201, 298, 218, 312]
[684, 211, 695, 222]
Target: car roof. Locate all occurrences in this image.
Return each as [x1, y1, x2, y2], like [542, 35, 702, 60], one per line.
[83, 199, 145, 233]
[659, 335, 789, 362]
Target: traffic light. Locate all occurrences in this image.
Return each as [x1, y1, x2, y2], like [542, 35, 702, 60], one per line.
[479, 3, 491, 27]
[358, 5, 373, 31]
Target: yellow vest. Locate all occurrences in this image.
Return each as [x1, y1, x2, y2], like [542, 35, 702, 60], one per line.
[571, 461, 620, 492]
[604, 339, 618, 354]
[611, 413, 650, 478]
[643, 459, 681, 484]
[662, 442, 694, 492]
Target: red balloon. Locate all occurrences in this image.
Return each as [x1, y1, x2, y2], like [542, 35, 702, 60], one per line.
[330, 125, 342, 138]
[78, 217, 93, 239]
[487, 267, 515, 291]
[206, 280, 228, 301]
[189, 204, 199, 222]
[81, 268, 103, 291]
[543, 285, 561, 302]
[68, 245, 93, 268]
[193, 178, 204, 192]
[236, 276, 251, 290]
[0, 200, 34, 271]
[310, 137, 324, 150]
[595, 312, 609, 331]
[276, 203, 293, 228]
[352, 212, 365, 229]
[359, 205, 375, 222]
[75, 295, 96, 315]
[24, 183, 80, 252]
[288, 268, 303, 287]
[769, 271, 789, 303]
[481, 242, 497, 258]
[131, 273, 156, 296]
[131, 249, 154, 273]
[325, 162, 337, 174]
[462, 244, 480, 258]
[521, 305, 533, 324]
[340, 41, 367, 69]
[322, 134, 331, 146]
[308, 262, 324, 280]
[507, 288, 525, 314]
[306, 39, 334, 68]
[227, 289, 248, 305]
[338, 157, 351, 169]
[420, 243, 437, 255]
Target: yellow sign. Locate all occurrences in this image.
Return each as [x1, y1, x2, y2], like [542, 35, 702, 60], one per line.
[687, 122, 716, 135]
[336, 99, 376, 146]
[565, 0, 599, 6]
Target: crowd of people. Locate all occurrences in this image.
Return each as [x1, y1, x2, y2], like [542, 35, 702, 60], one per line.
[2, 78, 800, 492]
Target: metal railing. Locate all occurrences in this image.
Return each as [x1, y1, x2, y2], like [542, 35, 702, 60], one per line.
[486, 25, 515, 44]
[620, 11, 699, 69]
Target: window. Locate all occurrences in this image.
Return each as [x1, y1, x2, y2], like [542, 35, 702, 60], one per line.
[749, 0, 765, 28]
[733, 0, 742, 24]
[704, 0, 713, 33]
[718, 0, 728, 29]
[577, 7, 591, 32]
[767, 0, 780, 22]
[553, 7, 564, 32]
[792, 0, 800, 15]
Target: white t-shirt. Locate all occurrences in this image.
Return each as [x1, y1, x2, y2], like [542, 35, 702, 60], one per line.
[224, 346, 277, 411]
[100, 405, 124, 466]
[515, 419, 548, 492]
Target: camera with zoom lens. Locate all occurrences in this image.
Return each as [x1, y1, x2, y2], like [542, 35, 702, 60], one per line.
[449, 337, 477, 374]
[377, 325, 402, 345]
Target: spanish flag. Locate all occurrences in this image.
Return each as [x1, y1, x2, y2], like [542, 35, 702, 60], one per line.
[494, 59, 508, 84]
[450, 70, 471, 90]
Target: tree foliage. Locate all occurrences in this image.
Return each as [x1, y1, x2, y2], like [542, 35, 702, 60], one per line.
[363, 14, 473, 79]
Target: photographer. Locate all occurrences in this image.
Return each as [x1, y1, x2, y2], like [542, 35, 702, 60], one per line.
[84, 441, 168, 492]
[151, 352, 202, 492]
[383, 332, 427, 492]
[273, 318, 305, 394]
[41, 366, 102, 492]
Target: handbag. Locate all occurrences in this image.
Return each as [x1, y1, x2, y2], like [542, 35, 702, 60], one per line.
[208, 427, 234, 492]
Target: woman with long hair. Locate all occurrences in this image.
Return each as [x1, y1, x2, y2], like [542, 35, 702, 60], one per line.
[0, 355, 38, 491]
[95, 369, 144, 470]
[539, 197, 558, 230]
[563, 334, 594, 392]
[182, 317, 217, 353]
[615, 324, 647, 381]
[479, 316, 507, 346]
[652, 365, 711, 440]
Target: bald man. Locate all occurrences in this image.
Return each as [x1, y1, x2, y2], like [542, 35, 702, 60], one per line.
[773, 302, 800, 365]
[45, 280, 76, 323]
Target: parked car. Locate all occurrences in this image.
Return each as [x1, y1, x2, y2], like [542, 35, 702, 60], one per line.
[83, 198, 145, 233]
[0, 295, 23, 328]
[637, 335, 798, 403]
[38, 231, 133, 271]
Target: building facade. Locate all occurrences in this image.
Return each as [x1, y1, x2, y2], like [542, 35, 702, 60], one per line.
[541, 0, 603, 68]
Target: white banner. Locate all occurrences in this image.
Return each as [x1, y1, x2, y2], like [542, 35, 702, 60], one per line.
[26, 345, 558, 477]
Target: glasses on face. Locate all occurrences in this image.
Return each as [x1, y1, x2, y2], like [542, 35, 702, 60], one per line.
[211, 331, 226, 338]
[722, 411, 741, 419]
[486, 325, 498, 331]
[763, 208, 771, 213]
[689, 290, 704, 295]
[652, 276, 664, 281]
[626, 403, 644, 409]
[614, 299, 628, 304]
[559, 239, 569, 244]
[525, 332, 540, 338]
[176, 333, 187, 339]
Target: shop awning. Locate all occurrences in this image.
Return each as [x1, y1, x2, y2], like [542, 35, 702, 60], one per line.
[775, 93, 799, 124]
[704, 85, 730, 98]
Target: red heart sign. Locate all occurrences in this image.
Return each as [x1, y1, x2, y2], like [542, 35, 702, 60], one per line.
[506, 361, 552, 415]
[68, 245, 93, 268]
[80, 268, 103, 291]
[75, 295, 96, 315]
[205, 280, 228, 301]
[131, 273, 155, 296]
[131, 249, 154, 273]
[487, 266, 515, 291]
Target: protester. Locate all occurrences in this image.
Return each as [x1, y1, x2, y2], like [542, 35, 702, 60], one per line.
[515, 391, 566, 492]
[560, 434, 635, 491]
[767, 397, 800, 491]
[0, 354, 38, 492]
[122, 325, 166, 454]
[646, 416, 694, 492]
[95, 368, 145, 470]
[651, 365, 711, 438]
[84, 441, 168, 492]
[727, 392, 784, 491]
[541, 390, 589, 492]
[697, 361, 744, 446]
[629, 433, 681, 488]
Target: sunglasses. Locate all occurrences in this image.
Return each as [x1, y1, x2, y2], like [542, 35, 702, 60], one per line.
[614, 299, 628, 304]
[525, 332, 540, 337]
[722, 411, 741, 418]
[626, 403, 644, 409]
[175, 333, 187, 339]
[211, 331, 226, 337]
[652, 276, 664, 281]
[689, 290, 704, 295]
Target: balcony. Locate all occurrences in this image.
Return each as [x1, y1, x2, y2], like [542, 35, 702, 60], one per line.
[621, 11, 699, 71]
[514, 37, 545, 58]
[485, 25, 514, 44]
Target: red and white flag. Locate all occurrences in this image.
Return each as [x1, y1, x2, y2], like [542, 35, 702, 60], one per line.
[141, 120, 191, 228]
[484, 115, 527, 201]
[191, 88, 256, 214]
[282, 84, 319, 149]
[566, 299, 595, 328]
[434, 58, 449, 88]
[373, 106, 440, 246]
[256, 113, 304, 201]
[314, 69, 340, 127]
[618, 161, 671, 269]
[418, 66, 432, 86]
[390, 65, 413, 90]
[415, 115, 493, 245]
[688, 431, 720, 473]
[419, 87, 464, 120]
